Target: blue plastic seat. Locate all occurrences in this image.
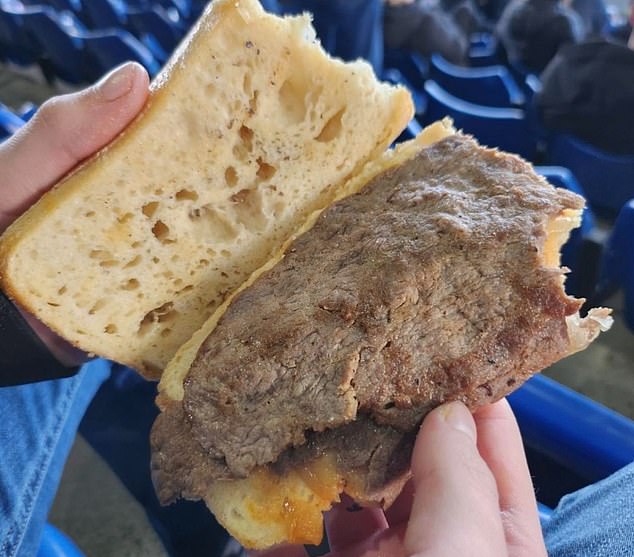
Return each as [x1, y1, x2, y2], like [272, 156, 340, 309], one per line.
[383, 49, 429, 91]
[535, 166, 599, 298]
[598, 199, 634, 330]
[510, 374, 634, 509]
[25, 0, 82, 15]
[37, 524, 84, 557]
[522, 73, 542, 102]
[423, 80, 536, 160]
[548, 134, 634, 216]
[0, 102, 25, 141]
[126, 7, 183, 58]
[19, 7, 86, 84]
[468, 34, 501, 68]
[17, 102, 37, 121]
[430, 54, 525, 108]
[0, 1, 41, 66]
[153, 0, 194, 21]
[81, 30, 160, 79]
[81, 0, 126, 28]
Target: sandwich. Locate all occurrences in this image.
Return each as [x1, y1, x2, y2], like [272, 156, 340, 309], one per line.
[151, 124, 611, 548]
[0, 0, 612, 550]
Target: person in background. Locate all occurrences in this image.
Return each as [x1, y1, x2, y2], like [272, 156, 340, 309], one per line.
[478, 0, 511, 21]
[535, 6, 634, 155]
[383, 0, 469, 65]
[441, 0, 492, 36]
[496, 0, 585, 72]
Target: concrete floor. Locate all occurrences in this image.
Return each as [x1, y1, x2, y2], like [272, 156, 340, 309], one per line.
[2, 63, 633, 556]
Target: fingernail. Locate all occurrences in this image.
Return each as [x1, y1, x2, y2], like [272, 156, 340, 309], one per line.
[438, 401, 476, 443]
[98, 64, 135, 101]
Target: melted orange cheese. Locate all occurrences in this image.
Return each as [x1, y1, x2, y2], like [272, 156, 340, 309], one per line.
[243, 455, 344, 545]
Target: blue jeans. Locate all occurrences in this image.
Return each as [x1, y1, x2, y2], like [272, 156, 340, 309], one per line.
[1, 362, 633, 556]
[0, 359, 110, 557]
[544, 463, 634, 556]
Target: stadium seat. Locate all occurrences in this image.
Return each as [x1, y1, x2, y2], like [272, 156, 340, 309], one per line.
[509, 374, 634, 508]
[81, 0, 126, 28]
[536, 166, 600, 299]
[383, 48, 429, 91]
[597, 199, 634, 330]
[19, 7, 87, 84]
[153, 0, 194, 21]
[0, 1, 41, 66]
[81, 30, 160, 79]
[24, 0, 82, 15]
[423, 80, 536, 160]
[523, 73, 542, 101]
[37, 524, 85, 557]
[126, 7, 183, 57]
[0, 102, 25, 140]
[17, 102, 37, 121]
[430, 54, 525, 108]
[548, 134, 634, 216]
[468, 34, 501, 67]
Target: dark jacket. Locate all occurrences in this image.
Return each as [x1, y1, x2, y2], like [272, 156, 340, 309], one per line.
[496, 0, 585, 72]
[536, 40, 634, 155]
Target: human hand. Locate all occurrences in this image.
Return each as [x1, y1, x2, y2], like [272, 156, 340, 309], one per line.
[254, 399, 547, 557]
[0, 62, 149, 365]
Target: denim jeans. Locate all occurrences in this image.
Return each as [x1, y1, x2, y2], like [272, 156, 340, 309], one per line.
[1, 361, 633, 556]
[544, 462, 634, 557]
[0, 359, 110, 557]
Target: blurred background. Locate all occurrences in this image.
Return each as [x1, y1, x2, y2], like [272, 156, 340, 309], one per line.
[1, 0, 633, 555]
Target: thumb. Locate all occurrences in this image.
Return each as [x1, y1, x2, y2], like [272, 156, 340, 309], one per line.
[0, 62, 149, 232]
[403, 401, 507, 557]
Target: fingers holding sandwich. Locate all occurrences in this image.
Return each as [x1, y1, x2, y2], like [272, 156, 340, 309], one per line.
[473, 399, 548, 557]
[0, 62, 149, 233]
[404, 401, 508, 557]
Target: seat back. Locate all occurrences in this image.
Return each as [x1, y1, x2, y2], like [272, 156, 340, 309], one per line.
[0, 1, 41, 64]
[383, 48, 429, 91]
[37, 524, 85, 557]
[0, 102, 25, 141]
[598, 199, 634, 330]
[548, 134, 634, 216]
[126, 7, 182, 54]
[467, 34, 501, 67]
[81, 0, 125, 28]
[20, 7, 85, 83]
[430, 53, 524, 108]
[423, 80, 536, 159]
[81, 29, 160, 79]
